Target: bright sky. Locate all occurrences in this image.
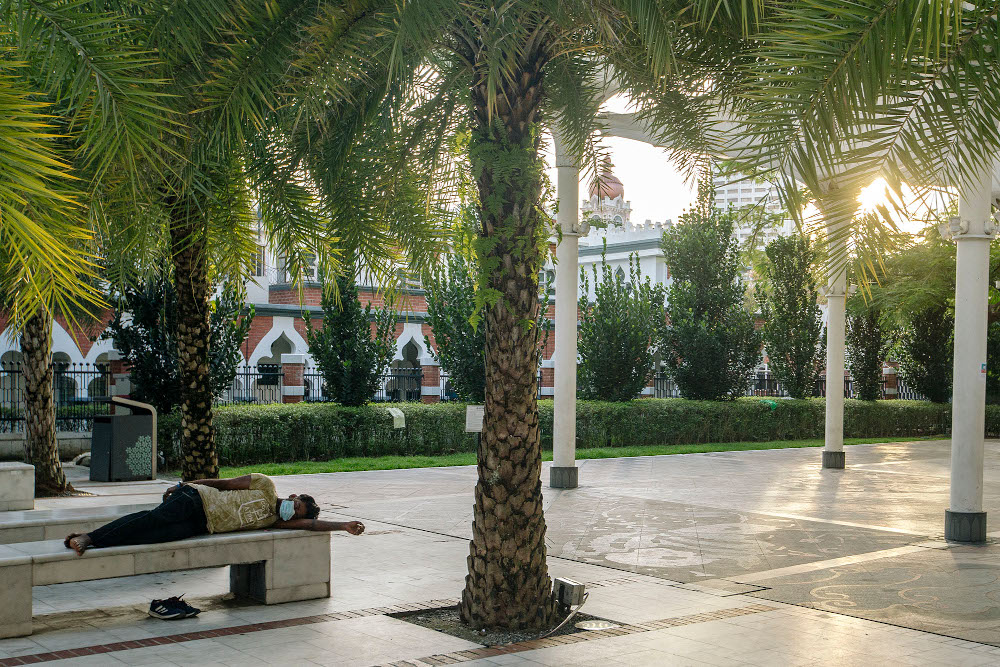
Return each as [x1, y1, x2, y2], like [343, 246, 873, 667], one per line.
[544, 137, 699, 225]
[543, 92, 700, 225]
[543, 92, 952, 236]
[545, 145, 947, 237]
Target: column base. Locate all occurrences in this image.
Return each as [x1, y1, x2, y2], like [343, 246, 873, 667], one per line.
[549, 466, 578, 489]
[822, 450, 845, 469]
[945, 510, 987, 543]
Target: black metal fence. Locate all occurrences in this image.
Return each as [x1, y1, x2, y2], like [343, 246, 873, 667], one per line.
[652, 371, 928, 401]
[302, 366, 423, 403]
[0, 362, 113, 432]
[653, 373, 682, 398]
[892, 376, 929, 401]
[374, 368, 422, 402]
[303, 367, 327, 403]
[216, 364, 284, 406]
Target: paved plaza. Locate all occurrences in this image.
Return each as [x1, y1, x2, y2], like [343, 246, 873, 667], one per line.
[4, 439, 1000, 665]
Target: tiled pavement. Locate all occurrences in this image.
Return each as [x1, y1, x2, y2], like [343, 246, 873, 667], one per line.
[4, 439, 1000, 665]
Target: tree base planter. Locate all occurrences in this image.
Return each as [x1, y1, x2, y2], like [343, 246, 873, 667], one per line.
[549, 466, 579, 489]
[945, 510, 987, 543]
[822, 450, 845, 469]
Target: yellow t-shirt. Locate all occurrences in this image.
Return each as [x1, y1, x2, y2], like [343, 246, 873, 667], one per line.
[190, 473, 278, 534]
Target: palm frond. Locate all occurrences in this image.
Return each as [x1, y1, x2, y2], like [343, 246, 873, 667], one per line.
[5, 0, 178, 187]
[0, 64, 101, 324]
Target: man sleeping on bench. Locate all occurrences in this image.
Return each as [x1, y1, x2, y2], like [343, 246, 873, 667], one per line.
[65, 473, 364, 555]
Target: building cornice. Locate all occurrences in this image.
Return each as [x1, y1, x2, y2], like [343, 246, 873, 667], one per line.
[250, 303, 558, 328]
[267, 283, 427, 297]
[251, 303, 430, 323]
[578, 237, 664, 257]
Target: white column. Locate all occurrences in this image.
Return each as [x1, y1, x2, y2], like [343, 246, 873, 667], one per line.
[945, 165, 995, 542]
[550, 136, 579, 489]
[822, 205, 849, 469]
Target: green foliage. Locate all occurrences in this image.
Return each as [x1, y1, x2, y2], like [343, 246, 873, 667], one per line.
[159, 401, 479, 467]
[738, 1, 1000, 242]
[662, 182, 762, 400]
[988, 322, 1000, 403]
[103, 277, 252, 414]
[758, 235, 823, 399]
[867, 226, 956, 315]
[898, 304, 953, 403]
[159, 398, 957, 468]
[846, 297, 898, 402]
[578, 250, 667, 401]
[563, 399, 950, 448]
[305, 272, 395, 407]
[423, 214, 486, 403]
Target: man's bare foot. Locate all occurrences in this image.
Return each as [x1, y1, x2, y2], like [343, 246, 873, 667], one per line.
[64, 533, 92, 556]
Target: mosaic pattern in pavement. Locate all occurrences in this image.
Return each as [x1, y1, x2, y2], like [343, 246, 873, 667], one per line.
[748, 540, 1000, 646]
[542, 491, 917, 583]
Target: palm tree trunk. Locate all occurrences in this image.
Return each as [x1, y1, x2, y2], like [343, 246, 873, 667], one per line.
[459, 45, 556, 630]
[22, 312, 73, 495]
[170, 209, 218, 481]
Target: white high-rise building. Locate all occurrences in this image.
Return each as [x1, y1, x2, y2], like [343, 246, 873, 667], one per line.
[712, 170, 796, 246]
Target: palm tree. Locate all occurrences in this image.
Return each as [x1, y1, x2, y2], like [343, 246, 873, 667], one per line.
[291, 0, 752, 628]
[9, 1, 444, 484]
[0, 6, 173, 495]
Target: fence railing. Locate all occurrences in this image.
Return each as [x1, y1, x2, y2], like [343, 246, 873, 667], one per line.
[302, 367, 423, 403]
[652, 371, 929, 401]
[439, 372, 458, 402]
[0, 362, 113, 433]
[892, 376, 928, 401]
[303, 368, 327, 403]
[653, 373, 682, 398]
[216, 365, 284, 406]
[373, 368, 422, 403]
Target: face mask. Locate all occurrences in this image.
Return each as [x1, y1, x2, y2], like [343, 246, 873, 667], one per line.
[279, 499, 295, 521]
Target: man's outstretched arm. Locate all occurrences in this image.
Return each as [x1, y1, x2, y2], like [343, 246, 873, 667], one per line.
[186, 475, 252, 490]
[274, 519, 364, 535]
[162, 475, 252, 501]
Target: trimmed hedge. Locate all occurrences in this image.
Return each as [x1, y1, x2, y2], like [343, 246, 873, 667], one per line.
[160, 398, 966, 468]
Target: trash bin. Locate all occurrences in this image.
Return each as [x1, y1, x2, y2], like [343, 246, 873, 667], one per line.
[90, 397, 158, 482]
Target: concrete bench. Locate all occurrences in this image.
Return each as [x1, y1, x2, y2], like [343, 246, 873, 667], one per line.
[0, 503, 158, 544]
[0, 462, 34, 511]
[0, 529, 331, 638]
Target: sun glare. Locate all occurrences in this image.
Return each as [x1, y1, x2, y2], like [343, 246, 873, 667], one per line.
[857, 177, 890, 213]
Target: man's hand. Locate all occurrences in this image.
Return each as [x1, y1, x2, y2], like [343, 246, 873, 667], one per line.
[161, 483, 182, 503]
[344, 521, 365, 535]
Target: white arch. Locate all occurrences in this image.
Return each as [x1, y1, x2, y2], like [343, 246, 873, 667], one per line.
[82, 336, 115, 365]
[393, 322, 434, 365]
[0, 326, 18, 363]
[247, 316, 308, 367]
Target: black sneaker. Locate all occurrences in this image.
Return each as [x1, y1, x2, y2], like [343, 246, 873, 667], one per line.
[164, 594, 201, 618]
[148, 598, 186, 620]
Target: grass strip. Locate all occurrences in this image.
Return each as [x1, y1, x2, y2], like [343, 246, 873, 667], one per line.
[219, 435, 946, 477]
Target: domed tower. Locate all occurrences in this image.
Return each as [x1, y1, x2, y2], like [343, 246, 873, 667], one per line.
[582, 168, 631, 227]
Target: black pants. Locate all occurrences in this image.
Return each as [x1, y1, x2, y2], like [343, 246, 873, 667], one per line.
[88, 485, 208, 548]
